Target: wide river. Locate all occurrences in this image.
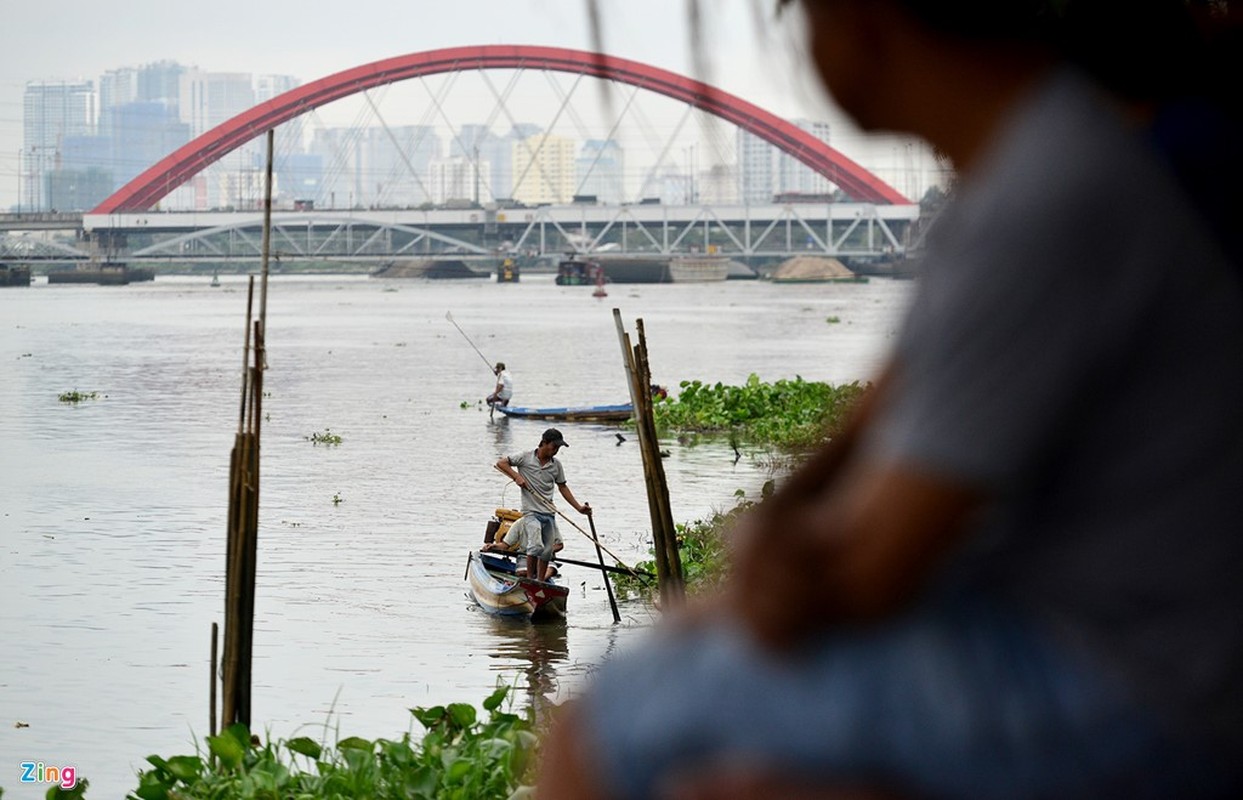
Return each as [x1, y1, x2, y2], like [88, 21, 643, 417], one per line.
[0, 272, 911, 797]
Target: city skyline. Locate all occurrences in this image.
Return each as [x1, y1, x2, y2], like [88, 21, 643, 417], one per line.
[0, 0, 939, 211]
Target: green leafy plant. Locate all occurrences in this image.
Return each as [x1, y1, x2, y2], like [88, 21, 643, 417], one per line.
[826, 315, 841, 324]
[307, 429, 343, 446]
[128, 686, 537, 800]
[652, 374, 867, 451]
[58, 390, 100, 403]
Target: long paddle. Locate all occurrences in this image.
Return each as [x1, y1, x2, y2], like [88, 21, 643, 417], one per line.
[548, 555, 652, 579]
[590, 512, 621, 623]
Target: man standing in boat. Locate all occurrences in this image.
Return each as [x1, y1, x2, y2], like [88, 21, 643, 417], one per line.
[487, 361, 513, 408]
[495, 428, 592, 582]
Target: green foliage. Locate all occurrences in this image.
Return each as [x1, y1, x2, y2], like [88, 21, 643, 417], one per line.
[612, 483, 771, 601]
[825, 315, 841, 324]
[58, 390, 100, 403]
[307, 428, 343, 446]
[127, 686, 537, 800]
[653, 374, 866, 451]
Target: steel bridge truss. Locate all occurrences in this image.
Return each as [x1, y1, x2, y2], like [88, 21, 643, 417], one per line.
[129, 215, 489, 262]
[94, 202, 917, 263]
[508, 203, 917, 259]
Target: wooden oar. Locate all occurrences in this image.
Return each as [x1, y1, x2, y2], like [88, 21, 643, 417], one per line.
[492, 464, 643, 577]
[590, 512, 621, 623]
[549, 555, 653, 579]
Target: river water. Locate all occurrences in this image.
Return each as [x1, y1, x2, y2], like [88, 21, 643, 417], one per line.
[0, 272, 911, 797]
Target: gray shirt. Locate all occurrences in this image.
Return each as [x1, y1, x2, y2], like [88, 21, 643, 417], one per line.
[506, 449, 566, 514]
[867, 71, 1243, 753]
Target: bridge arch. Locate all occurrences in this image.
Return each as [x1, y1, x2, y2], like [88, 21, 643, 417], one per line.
[92, 44, 907, 214]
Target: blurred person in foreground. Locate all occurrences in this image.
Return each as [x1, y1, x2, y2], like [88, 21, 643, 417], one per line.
[540, 1, 1242, 798]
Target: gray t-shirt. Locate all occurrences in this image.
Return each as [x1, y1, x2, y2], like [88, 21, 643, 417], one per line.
[866, 71, 1243, 753]
[506, 449, 566, 514]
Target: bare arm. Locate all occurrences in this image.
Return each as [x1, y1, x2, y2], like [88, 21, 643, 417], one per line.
[495, 457, 526, 488]
[558, 483, 591, 515]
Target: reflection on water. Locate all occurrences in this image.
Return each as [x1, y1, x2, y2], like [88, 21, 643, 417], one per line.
[481, 617, 570, 720]
[0, 274, 910, 798]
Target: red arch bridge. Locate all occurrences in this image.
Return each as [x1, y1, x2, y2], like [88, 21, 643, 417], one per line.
[71, 45, 919, 264]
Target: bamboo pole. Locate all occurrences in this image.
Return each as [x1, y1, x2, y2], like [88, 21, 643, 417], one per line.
[209, 622, 218, 739]
[222, 131, 274, 730]
[589, 513, 621, 623]
[613, 310, 684, 607]
[614, 316, 671, 596]
[636, 321, 683, 593]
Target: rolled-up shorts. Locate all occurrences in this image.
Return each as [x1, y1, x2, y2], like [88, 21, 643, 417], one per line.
[519, 512, 557, 561]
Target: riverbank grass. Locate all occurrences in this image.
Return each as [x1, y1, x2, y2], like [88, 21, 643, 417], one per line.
[125, 686, 536, 800]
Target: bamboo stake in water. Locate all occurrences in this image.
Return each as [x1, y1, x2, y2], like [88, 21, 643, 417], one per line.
[589, 513, 621, 623]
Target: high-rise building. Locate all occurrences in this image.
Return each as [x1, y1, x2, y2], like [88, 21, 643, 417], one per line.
[108, 102, 191, 188]
[511, 133, 575, 205]
[776, 119, 833, 196]
[736, 129, 774, 205]
[308, 125, 441, 208]
[22, 80, 95, 210]
[177, 70, 256, 207]
[178, 70, 254, 136]
[575, 139, 624, 204]
[451, 124, 515, 202]
[736, 118, 833, 203]
[429, 156, 492, 205]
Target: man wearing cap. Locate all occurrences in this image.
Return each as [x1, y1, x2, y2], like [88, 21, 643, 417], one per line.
[487, 362, 513, 408]
[495, 428, 592, 582]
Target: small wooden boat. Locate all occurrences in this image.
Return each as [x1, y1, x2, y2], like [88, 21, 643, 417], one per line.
[466, 550, 569, 620]
[496, 403, 632, 423]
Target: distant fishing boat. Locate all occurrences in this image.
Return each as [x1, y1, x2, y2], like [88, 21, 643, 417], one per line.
[496, 403, 632, 423]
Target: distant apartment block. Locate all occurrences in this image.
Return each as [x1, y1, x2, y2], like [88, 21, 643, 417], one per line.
[736, 118, 833, 203]
[22, 80, 95, 210]
[575, 139, 624, 205]
[511, 133, 575, 205]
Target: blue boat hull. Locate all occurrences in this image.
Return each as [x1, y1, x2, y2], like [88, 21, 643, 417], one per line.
[496, 403, 632, 422]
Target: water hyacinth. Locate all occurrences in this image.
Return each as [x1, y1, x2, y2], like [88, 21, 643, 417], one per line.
[125, 686, 537, 800]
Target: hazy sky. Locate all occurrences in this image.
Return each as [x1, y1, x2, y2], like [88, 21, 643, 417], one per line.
[0, 0, 929, 209]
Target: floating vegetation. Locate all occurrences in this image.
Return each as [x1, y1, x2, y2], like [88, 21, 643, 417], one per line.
[130, 686, 537, 800]
[653, 373, 868, 451]
[332, 493, 343, 506]
[58, 390, 100, 403]
[826, 315, 841, 324]
[307, 429, 343, 446]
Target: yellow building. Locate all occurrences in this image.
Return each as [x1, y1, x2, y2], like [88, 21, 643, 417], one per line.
[511, 133, 575, 205]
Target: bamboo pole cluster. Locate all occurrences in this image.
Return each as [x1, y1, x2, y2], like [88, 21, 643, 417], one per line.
[220, 131, 275, 730]
[613, 310, 684, 608]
